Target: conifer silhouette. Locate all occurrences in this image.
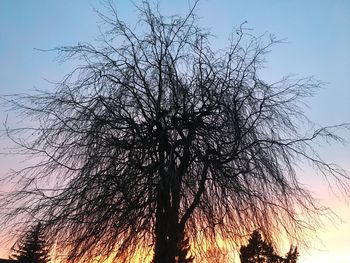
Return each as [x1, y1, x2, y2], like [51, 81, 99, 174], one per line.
[11, 223, 50, 263]
[284, 246, 299, 263]
[240, 231, 299, 263]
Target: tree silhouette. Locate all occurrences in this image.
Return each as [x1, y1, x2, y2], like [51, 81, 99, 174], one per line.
[11, 223, 50, 263]
[1, 1, 349, 263]
[176, 233, 194, 263]
[284, 246, 299, 263]
[240, 231, 299, 263]
[240, 230, 282, 263]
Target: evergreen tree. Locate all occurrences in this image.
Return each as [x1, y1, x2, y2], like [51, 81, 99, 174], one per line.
[240, 231, 282, 263]
[240, 231, 299, 263]
[284, 246, 299, 263]
[11, 223, 50, 263]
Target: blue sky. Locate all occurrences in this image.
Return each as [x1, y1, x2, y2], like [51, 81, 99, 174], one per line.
[1, 1, 350, 262]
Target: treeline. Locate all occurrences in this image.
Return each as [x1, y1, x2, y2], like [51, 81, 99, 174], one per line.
[7, 224, 298, 263]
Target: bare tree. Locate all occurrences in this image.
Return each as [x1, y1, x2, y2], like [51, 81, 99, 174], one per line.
[1, 1, 349, 263]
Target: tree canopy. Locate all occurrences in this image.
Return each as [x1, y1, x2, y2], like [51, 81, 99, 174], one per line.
[1, 1, 349, 262]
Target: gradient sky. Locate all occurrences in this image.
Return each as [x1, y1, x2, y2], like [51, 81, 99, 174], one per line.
[0, 1, 350, 262]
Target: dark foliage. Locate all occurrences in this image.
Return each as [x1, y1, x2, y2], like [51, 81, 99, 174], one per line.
[240, 231, 298, 263]
[11, 223, 50, 263]
[284, 246, 299, 263]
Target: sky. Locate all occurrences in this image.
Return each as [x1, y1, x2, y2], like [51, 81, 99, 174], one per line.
[0, 0, 350, 262]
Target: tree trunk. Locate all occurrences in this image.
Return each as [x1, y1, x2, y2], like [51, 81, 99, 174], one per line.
[153, 170, 183, 263]
[153, 189, 169, 263]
